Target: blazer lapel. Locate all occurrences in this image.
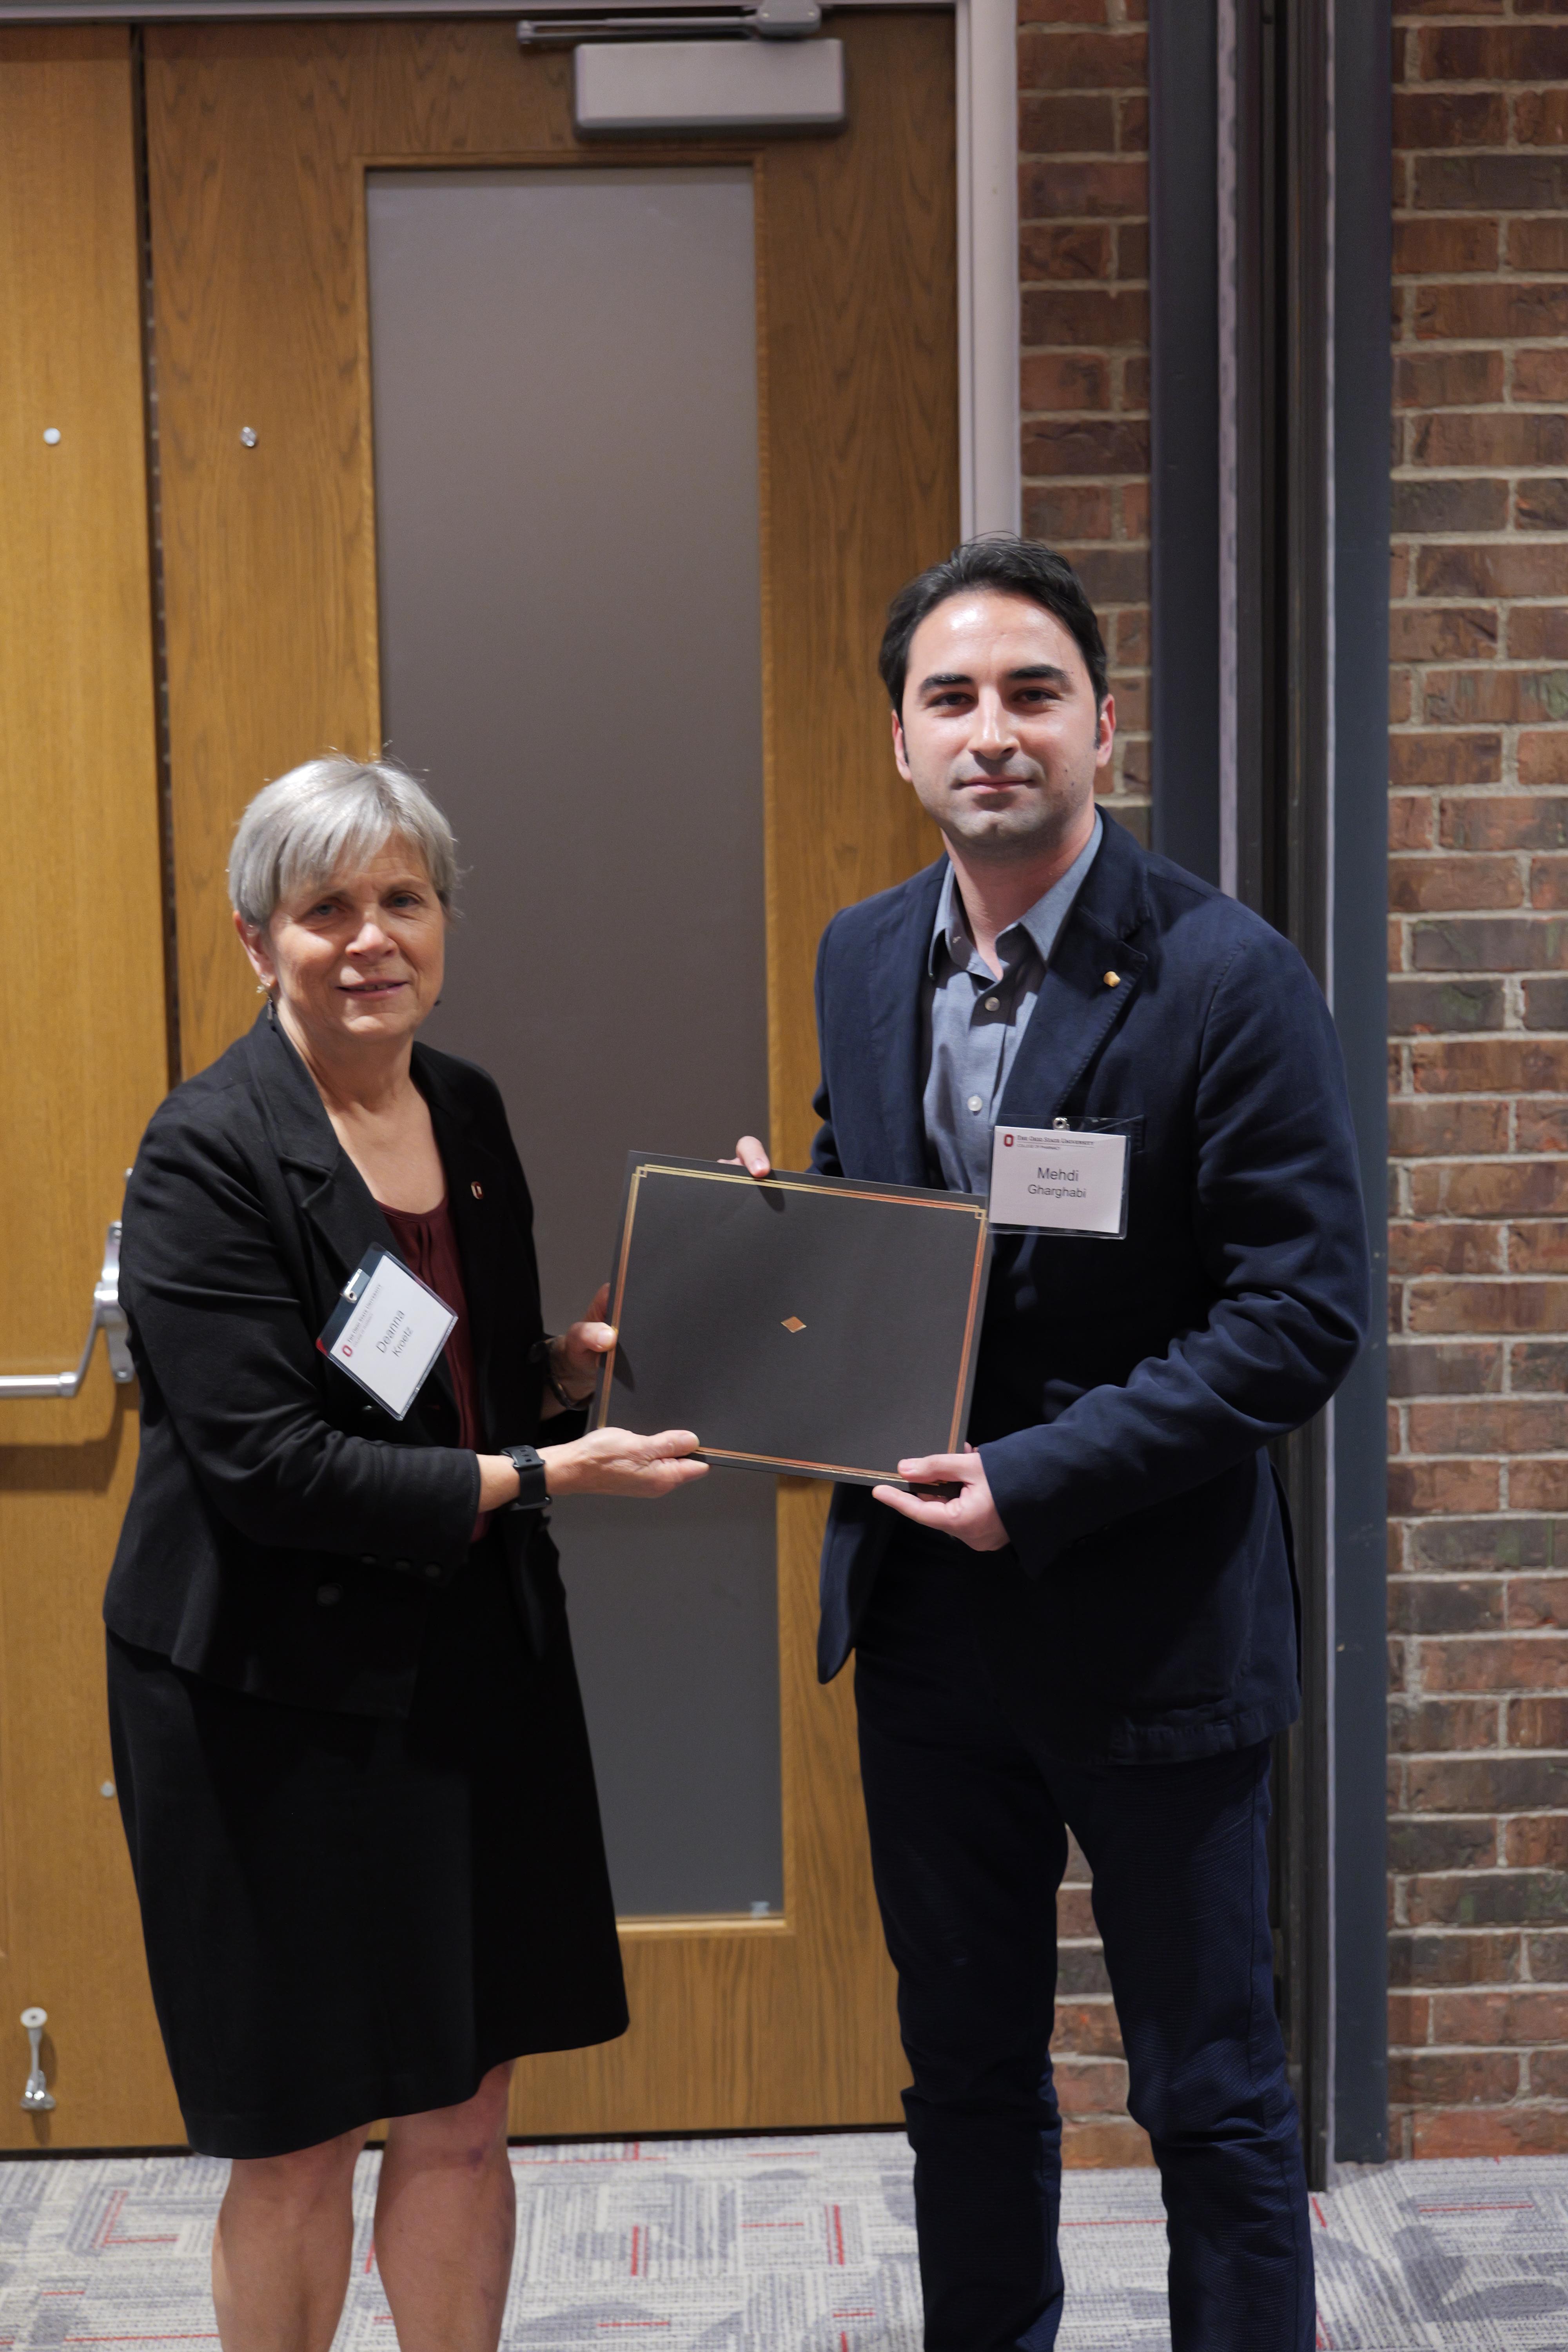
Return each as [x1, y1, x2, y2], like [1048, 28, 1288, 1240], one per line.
[996, 814, 1151, 1126]
[421, 1067, 513, 1443]
[243, 1010, 458, 1418]
[868, 858, 946, 1184]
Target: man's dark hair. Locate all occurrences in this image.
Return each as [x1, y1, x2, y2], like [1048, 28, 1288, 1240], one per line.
[878, 534, 1109, 716]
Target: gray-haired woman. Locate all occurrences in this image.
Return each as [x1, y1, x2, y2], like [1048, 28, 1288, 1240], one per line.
[105, 756, 704, 2352]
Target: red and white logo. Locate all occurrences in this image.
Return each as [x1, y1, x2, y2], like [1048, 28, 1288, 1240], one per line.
[1002, 1133, 1014, 1148]
[341, 1344, 353, 1357]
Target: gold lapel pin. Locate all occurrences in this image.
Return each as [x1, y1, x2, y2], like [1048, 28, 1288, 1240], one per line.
[1103, 971, 1120, 988]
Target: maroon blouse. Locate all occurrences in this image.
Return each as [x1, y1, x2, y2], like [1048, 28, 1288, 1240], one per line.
[378, 1196, 490, 1541]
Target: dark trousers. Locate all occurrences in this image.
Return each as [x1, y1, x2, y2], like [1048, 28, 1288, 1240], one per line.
[853, 1531, 1313, 2352]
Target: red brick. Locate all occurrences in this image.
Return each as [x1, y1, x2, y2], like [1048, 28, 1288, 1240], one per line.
[1116, 94, 1148, 153]
[1394, 216, 1501, 274]
[1442, 797, 1568, 852]
[1392, 608, 1499, 664]
[1517, 89, 1568, 148]
[1515, 1340, 1568, 1389]
[1060, 2117, 1153, 2167]
[1408, 1753, 1568, 1811]
[1414, 1039, 1568, 1093]
[1391, 799, 1436, 853]
[1414, 1163, 1568, 1218]
[1114, 608, 1147, 664]
[1022, 419, 1149, 478]
[1525, 1931, 1568, 1979]
[1022, 484, 1113, 539]
[1410, 1399, 1568, 1454]
[1419, 546, 1568, 603]
[1016, 29, 1146, 91]
[1515, 348, 1568, 404]
[1056, 1885, 1096, 1938]
[1510, 219, 1568, 274]
[1534, 858, 1568, 910]
[1022, 287, 1149, 346]
[1019, 160, 1147, 220]
[1390, 1579, 1506, 1635]
[1389, 1697, 1503, 1752]
[1389, 2051, 1523, 2106]
[1507, 1817, 1568, 1868]
[1425, 671, 1568, 727]
[1055, 2057, 1128, 2116]
[1513, 1462, 1568, 1513]
[1518, 1102, 1568, 1152]
[1118, 479, 1148, 537]
[1390, 973, 1502, 1029]
[1413, 1520, 1568, 1572]
[1390, 1932, 1519, 1991]
[1017, 0, 1107, 20]
[1405, 1865, 1568, 1923]
[1391, 1222, 1505, 1275]
[1413, 153, 1568, 214]
[1017, 220, 1114, 280]
[1116, 221, 1147, 279]
[1066, 547, 1149, 603]
[1388, 1340, 1503, 1394]
[1392, 671, 1415, 725]
[1053, 1999, 1124, 2058]
[1433, 1987, 1568, 2045]
[1411, 2106, 1568, 2158]
[1411, 915, 1568, 972]
[1019, 94, 1118, 158]
[1389, 1459, 1502, 1514]
[1388, 1991, 1433, 2049]
[1396, 350, 1506, 412]
[1509, 1574, 1568, 1629]
[1520, 734, 1568, 787]
[1390, 855, 1523, 913]
[1409, 1284, 1568, 1336]
[1392, 478, 1510, 534]
[1511, 612, 1568, 661]
[1410, 413, 1568, 467]
[1514, 1226, 1568, 1274]
[1394, 89, 1510, 147]
[1020, 352, 1111, 413]
[1390, 1099, 1512, 1155]
[1390, 732, 1503, 790]
[1509, 1696, 1568, 1746]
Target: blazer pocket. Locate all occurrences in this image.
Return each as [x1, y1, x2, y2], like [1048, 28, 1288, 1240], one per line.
[1069, 1114, 1145, 1156]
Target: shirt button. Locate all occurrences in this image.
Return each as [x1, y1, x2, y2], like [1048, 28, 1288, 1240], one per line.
[316, 1584, 342, 1606]
[967, 1094, 984, 1114]
[984, 996, 1000, 1013]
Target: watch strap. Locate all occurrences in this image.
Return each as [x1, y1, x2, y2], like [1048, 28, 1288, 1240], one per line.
[501, 1443, 550, 1512]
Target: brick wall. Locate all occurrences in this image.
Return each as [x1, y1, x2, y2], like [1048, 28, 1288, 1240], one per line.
[1018, 0, 1152, 2165]
[1387, 4, 1568, 2160]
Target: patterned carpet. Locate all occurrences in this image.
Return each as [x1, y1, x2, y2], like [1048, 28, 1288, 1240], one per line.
[0, 2135, 1564, 2347]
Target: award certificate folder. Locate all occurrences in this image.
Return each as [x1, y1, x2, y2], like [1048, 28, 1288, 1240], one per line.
[592, 1155, 991, 1485]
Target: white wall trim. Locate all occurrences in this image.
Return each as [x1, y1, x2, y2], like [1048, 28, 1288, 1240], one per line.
[956, 0, 1021, 538]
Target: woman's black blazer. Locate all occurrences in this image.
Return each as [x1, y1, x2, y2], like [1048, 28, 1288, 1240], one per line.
[105, 1007, 570, 1717]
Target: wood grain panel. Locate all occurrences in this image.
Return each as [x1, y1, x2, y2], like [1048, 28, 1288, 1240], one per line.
[0, 27, 182, 2146]
[146, 11, 956, 2139]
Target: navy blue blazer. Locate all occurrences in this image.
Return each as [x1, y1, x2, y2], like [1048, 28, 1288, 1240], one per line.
[811, 812, 1370, 1761]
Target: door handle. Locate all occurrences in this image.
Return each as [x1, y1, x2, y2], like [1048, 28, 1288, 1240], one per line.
[0, 1223, 134, 1399]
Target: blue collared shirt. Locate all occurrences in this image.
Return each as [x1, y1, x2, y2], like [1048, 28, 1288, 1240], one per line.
[920, 811, 1103, 1194]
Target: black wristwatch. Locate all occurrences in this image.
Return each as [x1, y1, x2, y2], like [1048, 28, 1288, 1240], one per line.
[500, 1443, 550, 1512]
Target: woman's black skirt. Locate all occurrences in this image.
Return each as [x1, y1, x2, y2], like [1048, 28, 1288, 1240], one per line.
[107, 1528, 628, 2160]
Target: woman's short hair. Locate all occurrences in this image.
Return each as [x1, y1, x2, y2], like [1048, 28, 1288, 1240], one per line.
[227, 756, 458, 929]
[878, 534, 1109, 716]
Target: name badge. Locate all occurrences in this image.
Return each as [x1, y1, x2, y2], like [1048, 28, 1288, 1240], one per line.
[988, 1122, 1129, 1238]
[316, 1246, 457, 1420]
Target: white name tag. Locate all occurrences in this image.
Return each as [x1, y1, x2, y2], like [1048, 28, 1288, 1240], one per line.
[317, 1246, 457, 1421]
[988, 1122, 1129, 1237]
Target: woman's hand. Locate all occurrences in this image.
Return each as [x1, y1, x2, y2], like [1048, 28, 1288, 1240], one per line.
[541, 1427, 708, 1500]
[542, 1284, 617, 1414]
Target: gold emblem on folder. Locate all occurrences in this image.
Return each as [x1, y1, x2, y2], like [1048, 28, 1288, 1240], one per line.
[782, 1316, 806, 1333]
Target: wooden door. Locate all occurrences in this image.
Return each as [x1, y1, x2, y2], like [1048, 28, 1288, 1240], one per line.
[0, 11, 956, 2146]
[0, 28, 184, 2148]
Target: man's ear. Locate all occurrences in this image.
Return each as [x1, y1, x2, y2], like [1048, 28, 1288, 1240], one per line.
[1094, 691, 1117, 771]
[891, 704, 914, 785]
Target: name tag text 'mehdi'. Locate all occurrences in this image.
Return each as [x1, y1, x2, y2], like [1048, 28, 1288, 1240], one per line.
[988, 1123, 1129, 1237]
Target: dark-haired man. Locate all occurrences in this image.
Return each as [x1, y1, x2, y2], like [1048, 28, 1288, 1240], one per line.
[735, 537, 1368, 2352]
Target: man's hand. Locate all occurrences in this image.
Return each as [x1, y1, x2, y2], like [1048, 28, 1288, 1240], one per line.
[727, 1136, 772, 1177]
[550, 1282, 616, 1405]
[873, 1446, 1011, 1552]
